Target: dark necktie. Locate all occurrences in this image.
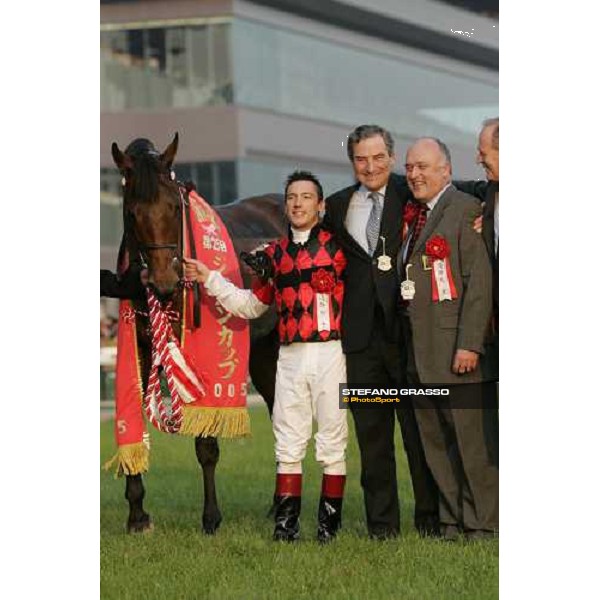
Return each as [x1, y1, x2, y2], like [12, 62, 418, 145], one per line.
[405, 203, 429, 262]
[365, 192, 383, 255]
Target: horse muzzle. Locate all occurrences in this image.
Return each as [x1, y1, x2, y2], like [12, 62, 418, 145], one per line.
[147, 275, 180, 303]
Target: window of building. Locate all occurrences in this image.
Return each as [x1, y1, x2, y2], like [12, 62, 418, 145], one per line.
[232, 19, 498, 147]
[101, 22, 232, 110]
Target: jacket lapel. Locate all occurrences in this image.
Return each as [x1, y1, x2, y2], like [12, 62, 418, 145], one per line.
[399, 219, 412, 264]
[410, 186, 454, 258]
[333, 178, 405, 260]
[377, 180, 404, 255]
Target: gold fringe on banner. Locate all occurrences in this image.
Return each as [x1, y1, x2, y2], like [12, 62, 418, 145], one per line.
[180, 406, 251, 438]
[103, 442, 150, 478]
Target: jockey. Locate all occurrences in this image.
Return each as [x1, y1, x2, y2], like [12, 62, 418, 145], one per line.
[184, 170, 348, 544]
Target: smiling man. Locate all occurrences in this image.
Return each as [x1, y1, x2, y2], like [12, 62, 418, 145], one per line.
[324, 125, 438, 540]
[399, 137, 498, 540]
[184, 171, 348, 544]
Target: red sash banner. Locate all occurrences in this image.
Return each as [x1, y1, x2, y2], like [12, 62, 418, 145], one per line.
[105, 190, 250, 477]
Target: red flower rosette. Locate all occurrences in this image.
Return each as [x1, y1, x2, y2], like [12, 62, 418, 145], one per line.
[310, 268, 335, 293]
[425, 235, 450, 260]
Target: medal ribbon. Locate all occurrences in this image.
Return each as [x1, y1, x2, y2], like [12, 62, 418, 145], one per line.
[431, 258, 457, 302]
[315, 293, 331, 331]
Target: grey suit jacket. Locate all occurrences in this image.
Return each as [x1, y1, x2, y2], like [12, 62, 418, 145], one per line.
[400, 186, 492, 384]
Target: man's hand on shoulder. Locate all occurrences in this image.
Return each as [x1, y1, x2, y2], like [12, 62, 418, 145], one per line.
[463, 199, 483, 234]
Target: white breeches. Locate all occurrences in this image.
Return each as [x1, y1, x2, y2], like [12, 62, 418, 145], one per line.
[273, 340, 348, 475]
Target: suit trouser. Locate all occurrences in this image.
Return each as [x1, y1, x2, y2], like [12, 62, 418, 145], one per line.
[402, 315, 499, 532]
[345, 311, 438, 535]
[412, 387, 499, 532]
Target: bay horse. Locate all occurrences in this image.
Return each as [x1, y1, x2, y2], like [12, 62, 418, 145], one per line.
[110, 133, 285, 534]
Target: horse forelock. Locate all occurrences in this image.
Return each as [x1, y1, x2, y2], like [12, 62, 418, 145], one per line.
[124, 151, 161, 205]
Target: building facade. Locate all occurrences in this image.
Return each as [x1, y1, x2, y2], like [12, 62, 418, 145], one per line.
[101, 0, 498, 268]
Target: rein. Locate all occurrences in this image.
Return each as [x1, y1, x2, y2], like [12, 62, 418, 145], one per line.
[182, 186, 202, 328]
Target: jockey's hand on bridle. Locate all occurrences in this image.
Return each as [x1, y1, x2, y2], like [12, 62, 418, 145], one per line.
[183, 257, 210, 283]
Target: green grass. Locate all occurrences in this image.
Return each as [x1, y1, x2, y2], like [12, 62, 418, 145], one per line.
[101, 406, 498, 600]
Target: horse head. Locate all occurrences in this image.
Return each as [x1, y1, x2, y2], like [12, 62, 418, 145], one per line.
[112, 133, 182, 301]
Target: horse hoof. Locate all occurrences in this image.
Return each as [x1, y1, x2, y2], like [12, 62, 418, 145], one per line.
[127, 516, 154, 534]
[202, 514, 222, 535]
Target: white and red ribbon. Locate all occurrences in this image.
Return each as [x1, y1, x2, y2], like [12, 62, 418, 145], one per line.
[143, 288, 206, 433]
[431, 258, 457, 302]
[315, 293, 331, 332]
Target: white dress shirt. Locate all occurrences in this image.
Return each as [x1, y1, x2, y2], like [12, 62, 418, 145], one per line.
[344, 184, 387, 253]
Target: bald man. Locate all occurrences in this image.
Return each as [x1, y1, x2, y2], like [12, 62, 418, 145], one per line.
[398, 137, 498, 540]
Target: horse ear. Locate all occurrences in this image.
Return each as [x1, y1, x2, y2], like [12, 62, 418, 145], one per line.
[160, 132, 179, 169]
[111, 142, 133, 171]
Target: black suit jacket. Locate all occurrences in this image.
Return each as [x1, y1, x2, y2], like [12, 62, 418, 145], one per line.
[454, 180, 498, 317]
[452, 179, 499, 381]
[100, 265, 145, 300]
[323, 174, 410, 353]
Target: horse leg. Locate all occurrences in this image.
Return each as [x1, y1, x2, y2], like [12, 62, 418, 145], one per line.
[249, 327, 279, 417]
[195, 436, 222, 534]
[249, 327, 280, 516]
[125, 474, 153, 533]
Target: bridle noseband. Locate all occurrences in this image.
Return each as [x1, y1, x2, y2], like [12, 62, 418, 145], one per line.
[137, 242, 181, 271]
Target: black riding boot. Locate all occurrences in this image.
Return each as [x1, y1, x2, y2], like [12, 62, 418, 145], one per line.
[273, 496, 302, 542]
[273, 473, 302, 542]
[317, 474, 346, 544]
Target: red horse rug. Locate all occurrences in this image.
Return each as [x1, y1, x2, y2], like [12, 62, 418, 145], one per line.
[105, 190, 250, 477]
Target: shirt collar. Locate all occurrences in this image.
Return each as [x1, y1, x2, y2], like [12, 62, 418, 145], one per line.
[425, 183, 451, 212]
[358, 184, 387, 199]
[288, 222, 321, 244]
